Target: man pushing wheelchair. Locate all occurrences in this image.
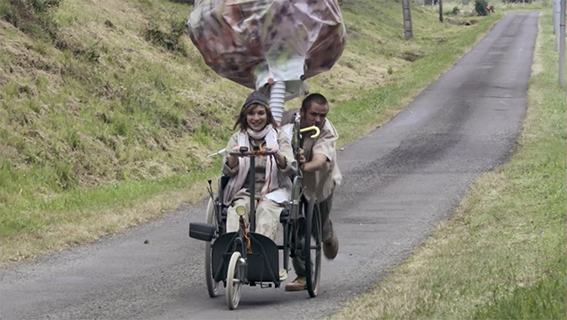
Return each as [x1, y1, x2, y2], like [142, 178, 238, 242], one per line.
[281, 93, 342, 292]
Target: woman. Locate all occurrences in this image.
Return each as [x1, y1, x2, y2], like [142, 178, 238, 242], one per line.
[222, 91, 297, 253]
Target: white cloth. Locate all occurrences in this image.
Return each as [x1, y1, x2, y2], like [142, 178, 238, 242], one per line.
[280, 123, 294, 141]
[226, 197, 282, 241]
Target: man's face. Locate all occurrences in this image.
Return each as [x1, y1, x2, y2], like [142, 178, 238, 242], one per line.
[301, 102, 329, 130]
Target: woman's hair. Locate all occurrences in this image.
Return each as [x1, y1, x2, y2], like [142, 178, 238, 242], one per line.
[233, 104, 278, 131]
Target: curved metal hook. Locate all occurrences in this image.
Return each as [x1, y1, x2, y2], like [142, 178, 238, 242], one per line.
[299, 125, 320, 138]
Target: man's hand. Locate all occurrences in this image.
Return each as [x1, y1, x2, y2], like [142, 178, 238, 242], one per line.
[298, 148, 306, 164]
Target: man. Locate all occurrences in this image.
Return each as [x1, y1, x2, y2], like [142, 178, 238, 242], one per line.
[280, 93, 342, 291]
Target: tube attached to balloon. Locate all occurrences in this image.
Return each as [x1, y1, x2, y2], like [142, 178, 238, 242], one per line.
[269, 81, 285, 125]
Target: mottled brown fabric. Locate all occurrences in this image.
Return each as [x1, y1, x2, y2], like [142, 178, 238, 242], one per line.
[187, 0, 346, 96]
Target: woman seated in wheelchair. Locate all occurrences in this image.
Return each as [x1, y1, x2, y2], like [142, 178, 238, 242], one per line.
[222, 91, 297, 278]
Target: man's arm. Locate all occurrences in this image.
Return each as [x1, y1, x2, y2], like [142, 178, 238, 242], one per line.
[301, 153, 327, 172]
[300, 123, 336, 172]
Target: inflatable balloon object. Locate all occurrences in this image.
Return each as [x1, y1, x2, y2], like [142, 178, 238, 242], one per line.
[187, 0, 346, 123]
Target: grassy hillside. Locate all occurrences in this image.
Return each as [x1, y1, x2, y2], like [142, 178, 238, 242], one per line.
[0, 0, 502, 262]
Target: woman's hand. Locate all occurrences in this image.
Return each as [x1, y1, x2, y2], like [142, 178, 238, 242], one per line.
[264, 146, 286, 168]
[262, 146, 278, 154]
[227, 146, 241, 169]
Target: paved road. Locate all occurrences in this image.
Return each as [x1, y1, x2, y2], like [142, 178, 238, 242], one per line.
[0, 11, 539, 320]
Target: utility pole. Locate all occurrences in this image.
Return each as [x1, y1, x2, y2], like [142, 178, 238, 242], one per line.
[402, 0, 413, 39]
[439, 0, 443, 22]
[560, 0, 565, 85]
[555, 0, 560, 51]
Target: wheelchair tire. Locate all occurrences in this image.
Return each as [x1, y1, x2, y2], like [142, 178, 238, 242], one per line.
[205, 198, 220, 298]
[226, 251, 243, 310]
[303, 199, 322, 298]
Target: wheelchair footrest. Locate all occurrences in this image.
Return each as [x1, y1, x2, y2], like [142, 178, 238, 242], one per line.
[189, 222, 215, 241]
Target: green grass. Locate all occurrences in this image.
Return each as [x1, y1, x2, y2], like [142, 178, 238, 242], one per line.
[1, 161, 220, 237]
[0, 0, 522, 265]
[332, 6, 566, 320]
[473, 275, 566, 319]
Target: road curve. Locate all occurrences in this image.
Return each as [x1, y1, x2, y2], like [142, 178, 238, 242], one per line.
[0, 11, 539, 320]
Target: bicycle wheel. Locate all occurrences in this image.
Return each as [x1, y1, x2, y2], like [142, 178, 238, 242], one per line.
[226, 251, 243, 310]
[303, 199, 322, 298]
[205, 198, 220, 297]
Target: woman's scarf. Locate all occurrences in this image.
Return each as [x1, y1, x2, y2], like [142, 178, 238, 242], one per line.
[223, 124, 290, 205]
[246, 125, 272, 140]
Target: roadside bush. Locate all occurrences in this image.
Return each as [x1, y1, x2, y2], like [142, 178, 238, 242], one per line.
[446, 6, 461, 16]
[475, 0, 488, 16]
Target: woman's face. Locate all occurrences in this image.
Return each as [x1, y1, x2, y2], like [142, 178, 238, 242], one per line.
[246, 104, 268, 131]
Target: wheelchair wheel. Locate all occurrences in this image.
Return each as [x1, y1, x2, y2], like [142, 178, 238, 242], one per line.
[303, 199, 322, 298]
[205, 198, 219, 298]
[226, 251, 243, 310]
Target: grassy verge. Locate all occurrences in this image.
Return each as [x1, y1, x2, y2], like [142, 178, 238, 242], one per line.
[0, 0, 508, 265]
[331, 7, 566, 320]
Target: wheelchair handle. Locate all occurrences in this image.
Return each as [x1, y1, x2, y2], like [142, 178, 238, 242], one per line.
[228, 148, 278, 157]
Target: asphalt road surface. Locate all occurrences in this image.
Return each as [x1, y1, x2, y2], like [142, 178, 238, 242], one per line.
[0, 11, 539, 320]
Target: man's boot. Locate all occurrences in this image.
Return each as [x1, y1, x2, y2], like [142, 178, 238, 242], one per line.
[323, 234, 339, 259]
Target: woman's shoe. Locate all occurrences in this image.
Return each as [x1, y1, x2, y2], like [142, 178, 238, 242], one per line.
[279, 268, 288, 281]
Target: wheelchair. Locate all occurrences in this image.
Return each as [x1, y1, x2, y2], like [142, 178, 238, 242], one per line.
[189, 114, 322, 310]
